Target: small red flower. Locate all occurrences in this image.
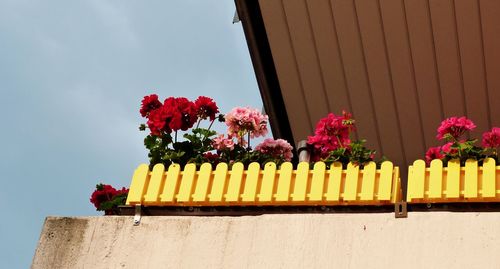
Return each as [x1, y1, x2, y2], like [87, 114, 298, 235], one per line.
[441, 142, 458, 156]
[482, 127, 500, 148]
[90, 184, 118, 209]
[203, 152, 220, 165]
[425, 146, 444, 165]
[194, 96, 219, 121]
[140, 94, 162, 117]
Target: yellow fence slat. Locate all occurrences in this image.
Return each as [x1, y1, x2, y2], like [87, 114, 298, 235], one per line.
[428, 160, 443, 198]
[192, 163, 212, 202]
[360, 162, 376, 200]
[407, 160, 425, 201]
[177, 163, 197, 202]
[225, 162, 244, 202]
[241, 162, 260, 202]
[275, 162, 293, 202]
[344, 163, 359, 201]
[208, 163, 228, 202]
[309, 162, 326, 201]
[378, 161, 393, 201]
[446, 159, 460, 198]
[391, 167, 400, 203]
[292, 162, 309, 201]
[144, 164, 165, 203]
[126, 164, 150, 205]
[482, 158, 496, 197]
[160, 164, 181, 202]
[464, 159, 478, 198]
[325, 162, 342, 201]
[259, 162, 276, 202]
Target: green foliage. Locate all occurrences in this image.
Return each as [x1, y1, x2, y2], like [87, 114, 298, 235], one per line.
[98, 193, 128, 211]
[321, 140, 377, 168]
[143, 128, 217, 169]
[441, 139, 494, 166]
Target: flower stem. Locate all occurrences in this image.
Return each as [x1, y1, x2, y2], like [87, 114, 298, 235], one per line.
[175, 131, 178, 143]
[196, 119, 201, 129]
[336, 135, 344, 148]
[208, 119, 215, 130]
[247, 132, 251, 150]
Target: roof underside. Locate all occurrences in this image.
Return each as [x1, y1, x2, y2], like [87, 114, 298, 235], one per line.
[238, 0, 500, 168]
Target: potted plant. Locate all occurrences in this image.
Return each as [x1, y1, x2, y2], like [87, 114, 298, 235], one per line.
[125, 103, 401, 207]
[407, 117, 499, 203]
[126, 95, 296, 206]
[303, 111, 401, 205]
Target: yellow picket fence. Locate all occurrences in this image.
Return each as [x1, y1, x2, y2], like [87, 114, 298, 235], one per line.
[407, 158, 500, 203]
[126, 161, 401, 206]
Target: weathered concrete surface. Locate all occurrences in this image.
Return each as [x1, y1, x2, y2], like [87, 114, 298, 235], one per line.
[33, 212, 500, 269]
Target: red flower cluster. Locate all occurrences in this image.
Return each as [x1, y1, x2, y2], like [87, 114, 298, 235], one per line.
[436, 116, 476, 140]
[141, 95, 218, 136]
[140, 94, 162, 117]
[90, 184, 129, 210]
[307, 111, 354, 159]
[482, 127, 500, 148]
[195, 96, 219, 121]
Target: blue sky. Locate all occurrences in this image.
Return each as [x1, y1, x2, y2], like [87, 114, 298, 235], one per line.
[0, 1, 265, 267]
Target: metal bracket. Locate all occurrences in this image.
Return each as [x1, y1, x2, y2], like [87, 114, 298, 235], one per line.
[133, 205, 142, 226]
[395, 201, 408, 218]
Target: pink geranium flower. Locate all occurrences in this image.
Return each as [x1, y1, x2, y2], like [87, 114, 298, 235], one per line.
[255, 138, 293, 161]
[425, 146, 444, 165]
[441, 142, 458, 156]
[482, 127, 500, 148]
[307, 111, 354, 159]
[436, 116, 476, 140]
[225, 107, 268, 138]
[212, 134, 235, 151]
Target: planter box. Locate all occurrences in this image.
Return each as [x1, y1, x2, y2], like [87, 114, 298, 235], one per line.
[126, 161, 401, 206]
[407, 158, 500, 203]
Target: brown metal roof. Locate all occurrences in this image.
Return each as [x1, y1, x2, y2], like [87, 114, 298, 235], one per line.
[236, 0, 500, 169]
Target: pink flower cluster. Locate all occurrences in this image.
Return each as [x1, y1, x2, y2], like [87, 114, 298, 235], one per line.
[212, 134, 235, 151]
[225, 107, 268, 138]
[426, 116, 499, 164]
[436, 116, 476, 140]
[255, 138, 293, 161]
[482, 127, 500, 148]
[307, 111, 354, 159]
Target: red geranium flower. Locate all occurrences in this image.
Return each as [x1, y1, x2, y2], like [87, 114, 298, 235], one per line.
[147, 104, 174, 135]
[436, 116, 476, 140]
[194, 96, 219, 121]
[482, 127, 500, 148]
[140, 94, 162, 118]
[90, 184, 119, 209]
[307, 111, 355, 159]
[167, 97, 197, 131]
[203, 152, 220, 165]
[425, 146, 444, 165]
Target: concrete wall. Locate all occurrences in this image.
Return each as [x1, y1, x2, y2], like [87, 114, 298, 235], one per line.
[33, 212, 500, 269]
